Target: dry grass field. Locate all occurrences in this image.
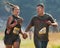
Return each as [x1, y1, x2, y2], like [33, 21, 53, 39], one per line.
[0, 32, 60, 48]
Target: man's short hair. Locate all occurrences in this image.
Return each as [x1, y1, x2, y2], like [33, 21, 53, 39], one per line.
[37, 3, 44, 8]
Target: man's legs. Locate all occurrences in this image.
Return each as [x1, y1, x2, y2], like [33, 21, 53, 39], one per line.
[41, 41, 48, 48]
[34, 37, 42, 48]
[34, 37, 48, 48]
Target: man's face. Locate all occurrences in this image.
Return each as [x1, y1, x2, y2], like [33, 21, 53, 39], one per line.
[13, 7, 20, 15]
[36, 6, 44, 15]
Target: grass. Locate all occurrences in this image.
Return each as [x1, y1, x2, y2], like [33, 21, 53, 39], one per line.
[0, 36, 4, 40]
[51, 45, 60, 48]
[0, 32, 4, 40]
[0, 32, 60, 48]
[21, 38, 35, 48]
[20, 33, 35, 48]
[47, 40, 60, 48]
[47, 32, 60, 48]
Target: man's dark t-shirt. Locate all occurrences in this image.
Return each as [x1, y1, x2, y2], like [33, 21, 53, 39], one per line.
[30, 13, 55, 41]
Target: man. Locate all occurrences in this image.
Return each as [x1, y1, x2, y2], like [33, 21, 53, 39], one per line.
[4, 5, 27, 48]
[25, 3, 58, 48]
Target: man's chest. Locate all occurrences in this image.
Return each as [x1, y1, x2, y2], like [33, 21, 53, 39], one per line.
[33, 17, 48, 26]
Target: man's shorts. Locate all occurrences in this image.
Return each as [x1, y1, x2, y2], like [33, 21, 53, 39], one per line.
[4, 35, 21, 45]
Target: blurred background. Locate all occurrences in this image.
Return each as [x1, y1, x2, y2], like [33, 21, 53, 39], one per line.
[0, 0, 60, 32]
[0, 0, 60, 48]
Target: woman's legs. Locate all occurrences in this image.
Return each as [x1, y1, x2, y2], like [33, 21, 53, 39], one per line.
[5, 45, 12, 48]
[13, 37, 20, 48]
[13, 41, 20, 48]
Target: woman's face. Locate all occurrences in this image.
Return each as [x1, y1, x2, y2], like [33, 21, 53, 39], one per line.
[13, 6, 20, 16]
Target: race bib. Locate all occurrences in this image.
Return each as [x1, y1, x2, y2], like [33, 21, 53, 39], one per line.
[13, 27, 20, 34]
[39, 27, 46, 34]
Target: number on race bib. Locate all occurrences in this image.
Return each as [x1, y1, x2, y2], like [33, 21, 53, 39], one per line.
[39, 27, 46, 34]
[13, 27, 20, 34]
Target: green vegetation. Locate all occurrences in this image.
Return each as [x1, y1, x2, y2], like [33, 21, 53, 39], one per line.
[52, 45, 60, 48]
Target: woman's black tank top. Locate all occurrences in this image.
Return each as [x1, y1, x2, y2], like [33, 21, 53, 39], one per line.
[5, 15, 23, 36]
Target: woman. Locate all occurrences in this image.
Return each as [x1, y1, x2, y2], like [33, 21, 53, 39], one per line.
[4, 5, 27, 48]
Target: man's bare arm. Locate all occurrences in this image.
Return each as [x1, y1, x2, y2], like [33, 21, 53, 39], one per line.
[25, 24, 33, 32]
[51, 22, 58, 27]
[46, 20, 58, 27]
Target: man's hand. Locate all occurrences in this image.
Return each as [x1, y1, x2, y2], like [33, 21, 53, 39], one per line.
[46, 20, 52, 25]
[51, 22, 58, 27]
[46, 20, 58, 27]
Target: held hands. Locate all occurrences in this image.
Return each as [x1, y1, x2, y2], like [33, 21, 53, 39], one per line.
[22, 32, 28, 39]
